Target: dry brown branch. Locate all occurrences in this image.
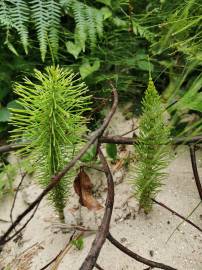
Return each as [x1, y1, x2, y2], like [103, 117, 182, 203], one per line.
[152, 199, 202, 232]
[10, 172, 27, 226]
[107, 233, 177, 270]
[1, 135, 202, 155]
[99, 135, 202, 145]
[189, 144, 202, 200]
[5, 202, 40, 244]
[79, 148, 114, 269]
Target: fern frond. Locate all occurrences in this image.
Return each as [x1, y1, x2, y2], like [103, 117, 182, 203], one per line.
[47, 0, 61, 58]
[0, 0, 12, 27]
[72, 1, 87, 50]
[10, 0, 29, 54]
[95, 9, 104, 38]
[85, 6, 97, 49]
[61, 0, 104, 52]
[30, 0, 48, 61]
[132, 20, 154, 42]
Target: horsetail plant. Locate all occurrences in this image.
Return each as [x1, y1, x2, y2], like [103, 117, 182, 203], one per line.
[133, 77, 171, 213]
[9, 66, 91, 221]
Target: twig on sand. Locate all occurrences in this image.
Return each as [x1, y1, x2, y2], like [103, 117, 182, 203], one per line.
[189, 144, 202, 200]
[152, 199, 202, 233]
[107, 232, 177, 270]
[10, 171, 27, 226]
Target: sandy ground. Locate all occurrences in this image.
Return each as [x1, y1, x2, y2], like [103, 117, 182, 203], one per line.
[0, 108, 202, 270]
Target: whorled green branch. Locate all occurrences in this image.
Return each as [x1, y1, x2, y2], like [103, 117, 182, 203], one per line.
[9, 65, 91, 220]
[133, 77, 171, 213]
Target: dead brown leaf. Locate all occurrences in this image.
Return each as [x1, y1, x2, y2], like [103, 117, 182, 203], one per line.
[74, 168, 103, 211]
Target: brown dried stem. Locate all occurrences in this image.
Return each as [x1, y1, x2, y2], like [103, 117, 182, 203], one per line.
[4, 202, 40, 244]
[10, 172, 27, 226]
[189, 144, 202, 200]
[99, 135, 202, 145]
[1, 135, 202, 155]
[79, 148, 114, 269]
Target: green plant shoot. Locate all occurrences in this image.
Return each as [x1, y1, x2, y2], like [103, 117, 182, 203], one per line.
[72, 236, 84, 250]
[133, 77, 171, 213]
[106, 143, 117, 161]
[9, 66, 91, 221]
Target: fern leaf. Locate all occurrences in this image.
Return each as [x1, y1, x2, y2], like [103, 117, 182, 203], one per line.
[47, 0, 61, 58]
[61, 0, 104, 52]
[72, 1, 87, 50]
[95, 9, 104, 38]
[10, 0, 29, 54]
[0, 0, 12, 27]
[59, 0, 73, 9]
[85, 6, 97, 49]
[132, 20, 154, 42]
[30, 0, 48, 61]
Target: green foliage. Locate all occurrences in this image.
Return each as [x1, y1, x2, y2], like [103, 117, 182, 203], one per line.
[0, 48, 36, 136]
[175, 74, 202, 113]
[106, 143, 117, 161]
[133, 78, 171, 213]
[0, 107, 10, 122]
[31, 0, 61, 61]
[47, 0, 61, 58]
[61, 0, 105, 53]
[30, 0, 49, 61]
[0, 158, 33, 200]
[0, 100, 23, 123]
[0, 163, 17, 199]
[163, 63, 202, 138]
[0, 0, 13, 28]
[72, 236, 84, 250]
[152, 0, 202, 61]
[0, 0, 201, 140]
[0, 0, 106, 60]
[9, 0, 29, 54]
[132, 20, 154, 43]
[9, 66, 91, 220]
[0, 0, 201, 64]
[0, 0, 61, 61]
[80, 144, 97, 163]
[79, 59, 100, 79]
